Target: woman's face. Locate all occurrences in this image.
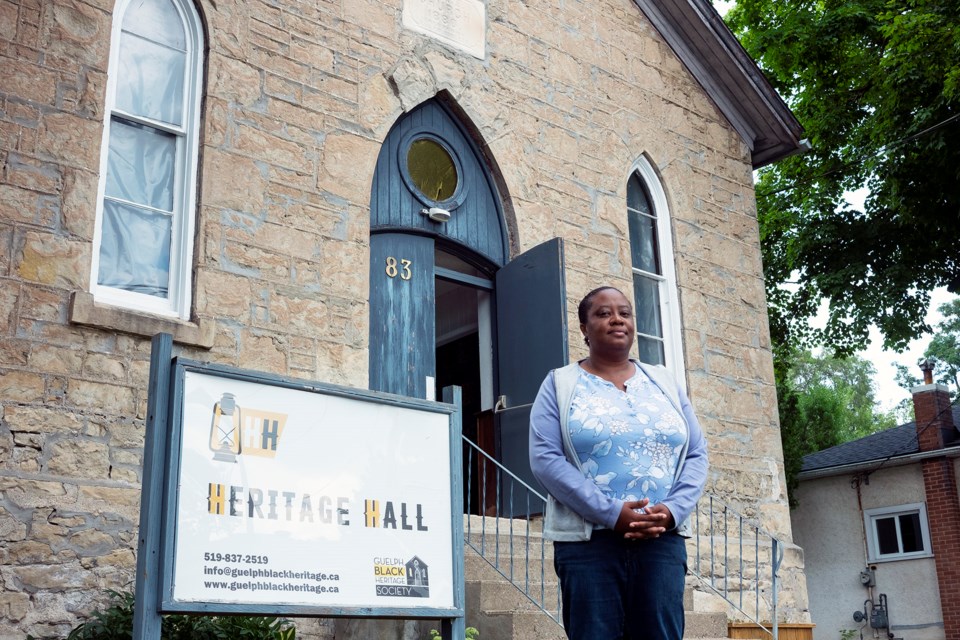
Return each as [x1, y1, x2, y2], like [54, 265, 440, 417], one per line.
[581, 289, 635, 355]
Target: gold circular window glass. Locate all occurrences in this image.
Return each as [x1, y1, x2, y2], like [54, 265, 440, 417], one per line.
[407, 138, 458, 202]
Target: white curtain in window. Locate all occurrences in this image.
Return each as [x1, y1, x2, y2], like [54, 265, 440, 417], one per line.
[99, 200, 172, 296]
[97, 0, 190, 301]
[628, 173, 666, 366]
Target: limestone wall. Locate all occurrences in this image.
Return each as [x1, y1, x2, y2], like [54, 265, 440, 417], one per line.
[0, 0, 801, 636]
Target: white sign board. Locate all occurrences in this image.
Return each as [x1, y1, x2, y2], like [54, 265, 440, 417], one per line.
[171, 371, 455, 610]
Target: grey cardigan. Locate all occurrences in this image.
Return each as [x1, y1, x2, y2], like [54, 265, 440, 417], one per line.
[535, 361, 706, 541]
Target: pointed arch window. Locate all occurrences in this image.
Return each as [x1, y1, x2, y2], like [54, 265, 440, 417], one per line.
[627, 160, 684, 378]
[90, 0, 204, 319]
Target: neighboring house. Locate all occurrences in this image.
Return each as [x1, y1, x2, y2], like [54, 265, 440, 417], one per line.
[792, 375, 960, 640]
[1, 0, 808, 637]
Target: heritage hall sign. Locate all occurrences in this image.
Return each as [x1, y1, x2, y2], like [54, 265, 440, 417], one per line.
[132, 334, 465, 639]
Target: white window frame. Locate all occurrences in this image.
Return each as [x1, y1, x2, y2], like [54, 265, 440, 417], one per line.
[90, 0, 204, 320]
[627, 157, 685, 384]
[864, 503, 933, 562]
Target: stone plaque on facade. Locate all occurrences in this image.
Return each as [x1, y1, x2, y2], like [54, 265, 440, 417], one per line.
[403, 0, 486, 60]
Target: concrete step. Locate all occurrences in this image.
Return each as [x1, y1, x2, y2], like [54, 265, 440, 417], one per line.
[472, 607, 727, 640]
[464, 513, 543, 536]
[466, 577, 561, 614]
[465, 530, 552, 555]
[464, 521, 551, 553]
[474, 609, 566, 640]
[684, 611, 730, 638]
[465, 549, 555, 583]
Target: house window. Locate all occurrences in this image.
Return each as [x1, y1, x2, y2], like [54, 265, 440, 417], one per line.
[864, 503, 932, 562]
[626, 159, 684, 378]
[90, 0, 204, 319]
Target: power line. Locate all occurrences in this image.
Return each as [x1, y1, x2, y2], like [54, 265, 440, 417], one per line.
[859, 394, 959, 481]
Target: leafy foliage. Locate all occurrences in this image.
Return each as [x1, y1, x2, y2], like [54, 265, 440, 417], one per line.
[921, 299, 960, 393]
[777, 350, 895, 504]
[40, 590, 296, 640]
[894, 299, 960, 413]
[429, 626, 480, 640]
[725, 0, 960, 355]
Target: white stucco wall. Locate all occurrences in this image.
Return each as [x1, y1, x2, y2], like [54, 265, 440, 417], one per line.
[792, 465, 943, 640]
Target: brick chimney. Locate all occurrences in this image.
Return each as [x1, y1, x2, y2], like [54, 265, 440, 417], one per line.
[913, 358, 956, 451]
[911, 360, 960, 639]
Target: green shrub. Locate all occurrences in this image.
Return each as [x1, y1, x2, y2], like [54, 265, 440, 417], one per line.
[428, 626, 479, 640]
[32, 590, 295, 640]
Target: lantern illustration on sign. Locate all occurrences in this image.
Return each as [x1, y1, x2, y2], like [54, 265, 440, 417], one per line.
[209, 392, 240, 462]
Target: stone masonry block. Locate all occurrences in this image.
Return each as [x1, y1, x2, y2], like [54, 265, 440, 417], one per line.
[19, 285, 67, 322]
[80, 352, 126, 383]
[208, 53, 263, 106]
[359, 71, 403, 135]
[3, 405, 82, 435]
[201, 149, 267, 213]
[238, 331, 286, 372]
[194, 269, 256, 319]
[4, 153, 62, 195]
[3, 56, 58, 107]
[0, 370, 46, 402]
[77, 486, 140, 516]
[0, 184, 42, 227]
[60, 169, 98, 240]
[14, 230, 88, 288]
[0, 590, 31, 623]
[45, 1, 109, 65]
[317, 131, 379, 200]
[12, 561, 97, 591]
[388, 56, 435, 112]
[235, 123, 313, 176]
[65, 379, 135, 415]
[37, 112, 102, 170]
[45, 439, 110, 478]
[0, 1, 17, 41]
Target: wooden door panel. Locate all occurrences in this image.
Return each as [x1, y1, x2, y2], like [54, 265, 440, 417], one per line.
[368, 233, 436, 398]
[494, 238, 568, 506]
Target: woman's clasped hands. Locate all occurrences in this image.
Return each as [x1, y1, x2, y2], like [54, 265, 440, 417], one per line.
[614, 498, 675, 539]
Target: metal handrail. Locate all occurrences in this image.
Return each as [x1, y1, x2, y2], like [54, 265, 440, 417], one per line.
[462, 437, 562, 625]
[461, 435, 784, 638]
[692, 495, 785, 639]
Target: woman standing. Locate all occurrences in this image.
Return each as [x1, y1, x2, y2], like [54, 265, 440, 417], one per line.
[529, 286, 708, 640]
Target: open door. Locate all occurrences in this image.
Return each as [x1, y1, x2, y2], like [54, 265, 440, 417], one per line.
[494, 238, 569, 501]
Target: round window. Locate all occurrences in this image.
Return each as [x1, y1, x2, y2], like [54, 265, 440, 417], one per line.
[406, 138, 459, 203]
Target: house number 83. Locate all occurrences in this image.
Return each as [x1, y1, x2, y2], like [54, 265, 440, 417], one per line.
[385, 256, 412, 280]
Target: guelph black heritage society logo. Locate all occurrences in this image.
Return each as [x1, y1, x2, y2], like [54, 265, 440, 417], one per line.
[373, 556, 430, 598]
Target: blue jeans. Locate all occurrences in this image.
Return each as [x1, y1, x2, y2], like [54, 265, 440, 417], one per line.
[554, 530, 687, 640]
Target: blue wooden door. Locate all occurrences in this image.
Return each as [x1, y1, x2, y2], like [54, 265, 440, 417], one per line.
[368, 233, 436, 398]
[368, 101, 569, 517]
[495, 238, 569, 500]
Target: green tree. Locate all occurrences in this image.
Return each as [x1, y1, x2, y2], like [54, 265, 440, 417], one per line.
[894, 299, 960, 411]
[924, 299, 960, 392]
[724, 0, 960, 356]
[778, 350, 895, 504]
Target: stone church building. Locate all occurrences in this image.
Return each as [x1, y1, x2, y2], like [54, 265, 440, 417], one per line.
[1, 0, 808, 636]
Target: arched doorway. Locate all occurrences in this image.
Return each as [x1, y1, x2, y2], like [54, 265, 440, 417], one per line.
[368, 99, 568, 512]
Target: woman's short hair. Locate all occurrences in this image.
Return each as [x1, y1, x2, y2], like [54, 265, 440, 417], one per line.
[577, 286, 626, 324]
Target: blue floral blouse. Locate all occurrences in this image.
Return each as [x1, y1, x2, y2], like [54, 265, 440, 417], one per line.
[567, 364, 688, 508]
